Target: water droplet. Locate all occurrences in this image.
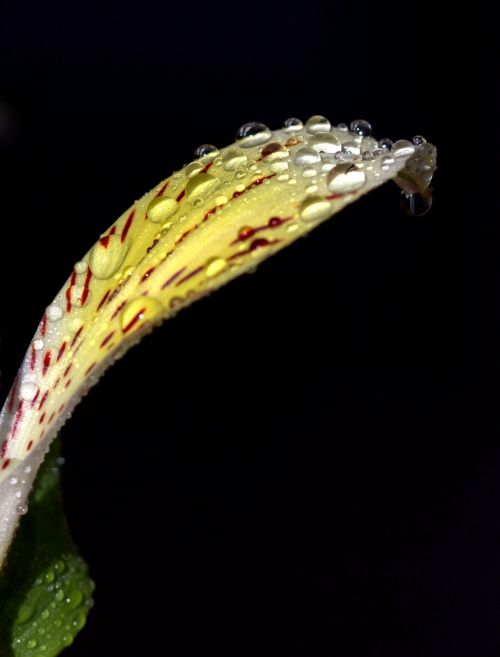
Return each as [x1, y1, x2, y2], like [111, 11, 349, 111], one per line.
[270, 160, 288, 173]
[27, 639, 37, 650]
[55, 589, 65, 602]
[193, 144, 218, 161]
[89, 235, 129, 279]
[45, 570, 55, 583]
[299, 196, 331, 222]
[33, 339, 44, 351]
[47, 304, 63, 321]
[185, 172, 220, 204]
[261, 142, 288, 161]
[293, 147, 321, 167]
[120, 297, 164, 334]
[342, 141, 360, 155]
[381, 154, 395, 170]
[184, 161, 204, 178]
[205, 257, 227, 278]
[283, 117, 303, 132]
[400, 191, 432, 216]
[413, 135, 426, 145]
[236, 122, 272, 148]
[350, 119, 372, 137]
[327, 163, 366, 193]
[378, 138, 393, 151]
[301, 168, 317, 178]
[222, 149, 247, 171]
[17, 602, 36, 625]
[305, 115, 331, 134]
[16, 503, 28, 515]
[392, 139, 415, 158]
[20, 381, 38, 401]
[24, 465, 32, 474]
[309, 133, 341, 154]
[9, 476, 18, 485]
[146, 197, 178, 224]
[65, 588, 83, 609]
[362, 151, 374, 160]
[41, 609, 50, 620]
[74, 261, 88, 274]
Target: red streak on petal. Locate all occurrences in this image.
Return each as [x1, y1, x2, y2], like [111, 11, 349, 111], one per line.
[58, 404, 65, 413]
[70, 325, 84, 348]
[39, 412, 46, 424]
[27, 441, 33, 451]
[70, 270, 77, 285]
[100, 235, 111, 248]
[81, 269, 92, 305]
[38, 391, 49, 411]
[65, 379, 72, 389]
[121, 209, 135, 242]
[325, 193, 345, 200]
[85, 362, 96, 375]
[54, 377, 61, 390]
[30, 389, 40, 408]
[30, 345, 37, 370]
[161, 267, 186, 290]
[66, 285, 72, 313]
[40, 313, 47, 337]
[42, 351, 52, 376]
[49, 412, 55, 423]
[63, 364, 73, 378]
[57, 341, 67, 362]
[175, 265, 204, 287]
[2, 459, 11, 470]
[201, 162, 213, 173]
[11, 401, 24, 438]
[97, 289, 111, 311]
[176, 189, 185, 202]
[155, 181, 169, 198]
[140, 267, 156, 283]
[100, 331, 115, 348]
[111, 300, 127, 320]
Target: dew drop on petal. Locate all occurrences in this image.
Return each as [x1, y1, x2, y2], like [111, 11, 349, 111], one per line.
[205, 257, 227, 278]
[305, 115, 331, 134]
[184, 161, 204, 178]
[350, 119, 372, 137]
[378, 138, 393, 151]
[47, 304, 63, 321]
[413, 135, 427, 145]
[261, 142, 289, 160]
[120, 297, 164, 334]
[327, 164, 366, 193]
[146, 197, 178, 224]
[235, 122, 272, 148]
[342, 141, 360, 155]
[293, 147, 321, 167]
[283, 117, 303, 132]
[193, 144, 219, 161]
[89, 235, 129, 280]
[74, 261, 88, 274]
[392, 139, 416, 158]
[33, 339, 44, 351]
[19, 382, 39, 401]
[222, 149, 248, 171]
[185, 172, 221, 204]
[299, 196, 331, 222]
[309, 133, 341, 154]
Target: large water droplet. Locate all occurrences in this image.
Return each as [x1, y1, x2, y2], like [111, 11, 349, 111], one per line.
[299, 196, 331, 222]
[378, 138, 393, 151]
[120, 297, 164, 334]
[261, 142, 288, 161]
[146, 197, 178, 223]
[309, 133, 341, 154]
[392, 139, 415, 158]
[222, 149, 247, 170]
[235, 122, 272, 148]
[283, 117, 303, 132]
[350, 119, 372, 137]
[400, 192, 432, 216]
[47, 304, 63, 321]
[33, 339, 44, 351]
[89, 235, 129, 279]
[293, 147, 321, 167]
[305, 115, 331, 134]
[342, 141, 360, 155]
[205, 257, 227, 278]
[74, 261, 88, 274]
[193, 144, 218, 161]
[326, 164, 366, 193]
[185, 172, 221, 204]
[20, 382, 39, 401]
[184, 161, 204, 178]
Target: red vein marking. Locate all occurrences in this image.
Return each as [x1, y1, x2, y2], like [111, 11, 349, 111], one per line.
[81, 269, 92, 305]
[70, 325, 84, 348]
[58, 404, 65, 414]
[122, 308, 146, 334]
[49, 412, 55, 423]
[85, 362, 96, 375]
[30, 344, 37, 370]
[73, 342, 83, 357]
[57, 341, 67, 362]
[111, 300, 127, 320]
[11, 401, 24, 438]
[229, 238, 282, 260]
[63, 364, 73, 378]
[54, 377, 61, 390]
[39, 412, 46, 424]
[161, 267, 186, 289]
[97, 289, 111, 311]
[65, 379, 72, 389]
[100, 235, 111, 248]
[0, 440, 7, 459]
[175, 265, 204, 287]
[230, 216, 291, 245]
[155, 181, 169, 197]
[40, 313, 47, 337]
[140, 267, 156, 283]
[26, 442, 33, 452]
[325, 192, 348, 200]
[2, 459, 11, 470]
[38, 391, 49, 411]
[121, 209, 135, 242]
[100, 331, 115, 348]
[42, 351, 52, 376]
[201, 162, 214, 173]
[30, 389, 40, 408]
[66, 285, 72, 313]
[176, 189, 186, 202]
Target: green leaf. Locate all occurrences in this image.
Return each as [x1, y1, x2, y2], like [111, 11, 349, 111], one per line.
[0, 438, 94, 656]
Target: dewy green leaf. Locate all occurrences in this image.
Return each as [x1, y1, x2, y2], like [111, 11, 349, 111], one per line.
[0, 116, 436, 653]
[0, 437, 94, 656]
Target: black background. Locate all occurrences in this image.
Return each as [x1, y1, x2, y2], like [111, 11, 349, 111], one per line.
[0, 1, 492, 655]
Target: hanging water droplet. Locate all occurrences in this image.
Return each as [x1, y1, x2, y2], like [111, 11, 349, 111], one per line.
[283, 117, 303, 132]
[400, 192, 432, 216]
[299, 196, 331, 222]
[235, 122, 272, 148]
[305, 115, 331, 134]
[74, 261, 88, 274]
[413, 135, 426, 145]
[222, 149, 247, 171]
[120, 296, 164, 334]
[293, 147, 321, 167]
[184, 161, 204, 178]
[20, 382, 38, 401]
[392, 139, 415, 158]
[327, 163, 366, 193]
[350, 119, 372, 137]
[89, 237, 128, 281]
[185, 172, 221, 204]
[205, 257, 227, 278]
[342, 141, 360, 155]
[146, 197, 178, 224]
[378, 138, 393, 151]
[193, 144, 218, 161]
[47, 304, 63, 321]
[309, 133, 341, 154]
